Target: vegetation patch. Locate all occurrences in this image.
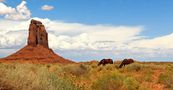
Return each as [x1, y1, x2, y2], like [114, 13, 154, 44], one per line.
[0, 62, 172, 90]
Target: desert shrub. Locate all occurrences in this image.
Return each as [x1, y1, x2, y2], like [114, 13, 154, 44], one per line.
[47, 73, 79, 90]
[123, 63, 142, 72]
[1, 62, 173, 90]
[91, 72, 124, 90]
[91, 64, 97, 68]
[165, 64, 173, 72]
[143, 69, 153, 82]
[114, 63, 120, 69]
[63, 64, 88, 77]
[104, 64, 115, 71]
[138, 86, 150, 90]
[123, 77, 139, 90]
[95, 64, 115, 72]
[0, 63, 80, 90]
[0, 80, 15, 90]
[144, 74, 152, 82]
[46, 64, 51, 68]
[48, 64, 63, 74]
[96, 66, 103, 72]
[90, 62, 98, 69]
[158, 71, 173, 88]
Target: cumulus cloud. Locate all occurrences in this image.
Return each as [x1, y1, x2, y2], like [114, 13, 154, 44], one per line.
[0, 17, 173, 61]
[0, 3, 15, 14]
[129, 33, 173, 49]
[0, 17, 142, 50]
[0, 30, 27, 48]
[0, 1, 31, 20]
[41, 5, 54, 11]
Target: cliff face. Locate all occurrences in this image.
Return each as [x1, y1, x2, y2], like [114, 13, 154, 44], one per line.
[28, 19, 48, 48]
[0, 19, 74, 64]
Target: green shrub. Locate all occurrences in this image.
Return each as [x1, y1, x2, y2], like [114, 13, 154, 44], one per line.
[91, 73, 124, 90]
[123, 77, 139, 90]
[0, 63, 80, 90]
[0, 62, 173, 90]
[63, 64, 88, 77]
[158, 71, 173, 88]
[114, 64, 120, 69]
[105, 64, 114, 71]
[46, 64, 51, 68]
[144, 74, 152, 82]
[143, 69, 153, 82]
[165, 64, 173, 72]
[124, 63, 141, 72]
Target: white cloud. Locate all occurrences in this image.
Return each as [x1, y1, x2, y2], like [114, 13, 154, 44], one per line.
[0, 1, 31, 20]
[0, 17, 173, 61]
[0, 17, 142, 50]
[129, 33, 173, 49]
[41, 5, 54, 11]
[0, 3, 15, 14]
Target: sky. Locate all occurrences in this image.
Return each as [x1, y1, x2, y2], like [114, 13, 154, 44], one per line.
[0, 0, 173, 62]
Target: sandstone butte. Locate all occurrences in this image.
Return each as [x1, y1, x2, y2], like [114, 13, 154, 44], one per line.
[0, 19, 74, 64]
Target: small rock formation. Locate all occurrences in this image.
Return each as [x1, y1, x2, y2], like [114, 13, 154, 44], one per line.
[0, 19, 74, 64]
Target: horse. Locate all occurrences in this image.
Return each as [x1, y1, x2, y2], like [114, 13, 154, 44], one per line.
[98, 59, 113, 66]
[119, 59, 134, 68]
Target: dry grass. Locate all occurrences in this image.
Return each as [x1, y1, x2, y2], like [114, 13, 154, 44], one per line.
[0, 62, 172, 90]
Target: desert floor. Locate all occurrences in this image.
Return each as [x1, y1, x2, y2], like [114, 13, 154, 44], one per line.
[0, 61, 173, 90]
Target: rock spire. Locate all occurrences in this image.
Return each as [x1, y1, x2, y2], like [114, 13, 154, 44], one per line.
[28, 19, 49, 48]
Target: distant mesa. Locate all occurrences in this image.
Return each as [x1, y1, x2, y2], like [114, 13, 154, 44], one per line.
[0, 19, 74, 64]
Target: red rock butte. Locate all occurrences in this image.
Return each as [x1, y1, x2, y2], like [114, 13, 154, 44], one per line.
[0, 19, 74, 64]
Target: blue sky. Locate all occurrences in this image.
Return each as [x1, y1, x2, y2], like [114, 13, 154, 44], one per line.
[29, 0, 173, 37]
[3, 0, 173, 37]
[0, 0, 173, 61]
